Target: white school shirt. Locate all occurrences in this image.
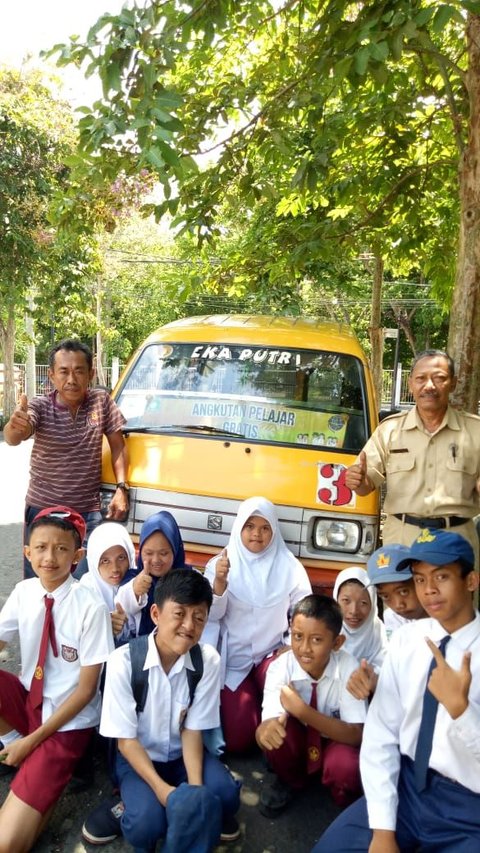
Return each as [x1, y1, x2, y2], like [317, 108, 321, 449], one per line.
[360, 612, 480, 831]
[204, 565, 312, 691]
[0, 575, 113, 729]
[383, 608, 414, 641]
[262, 648, 367, 724]
[100, 632, 221, 762]
[114, 577, 145, 635]
[81, 572, 136, 642]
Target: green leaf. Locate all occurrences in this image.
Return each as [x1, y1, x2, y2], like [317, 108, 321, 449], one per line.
[369, 41, 389, 62]
[354, 47, 370, 76]
[145, 147, 165, 170]
[432, 5, 463, 32]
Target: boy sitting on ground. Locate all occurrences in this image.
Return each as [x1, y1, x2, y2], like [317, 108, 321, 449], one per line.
[0, 506, 113, 853]
[83, 568, 241, 852]
[256, 594, 367, 817]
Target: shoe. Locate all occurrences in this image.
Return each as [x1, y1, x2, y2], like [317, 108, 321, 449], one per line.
[259, 776, 294, 818]
[0, 760, 15, 778]
[66, 769, 94, 794]
[81, 796, 124, 845]
[0, 741, 16, 777]
[220, 815, 240, 842]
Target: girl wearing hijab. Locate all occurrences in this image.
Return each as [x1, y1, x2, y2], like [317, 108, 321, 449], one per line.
[204, 496, 312, 753]
[115, 510, 189, 636]
[81, 522, 136, 645]
[332, 566, 387, 673]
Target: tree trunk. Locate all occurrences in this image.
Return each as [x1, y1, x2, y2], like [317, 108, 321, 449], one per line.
[0, 305, 17, 420]
[369, 255, 384, 411]
[448, 14, 480, 413]
[96, 277, 106, 387]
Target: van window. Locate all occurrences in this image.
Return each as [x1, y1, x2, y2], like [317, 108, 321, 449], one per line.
[117, 343, 368, 451]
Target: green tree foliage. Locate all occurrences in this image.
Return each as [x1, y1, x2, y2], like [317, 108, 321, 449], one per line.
[51, 1, 480, 406]
[0, 67, 101, 416]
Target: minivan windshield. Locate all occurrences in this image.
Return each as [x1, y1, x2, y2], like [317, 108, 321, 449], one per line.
[116, 342, 368, 451]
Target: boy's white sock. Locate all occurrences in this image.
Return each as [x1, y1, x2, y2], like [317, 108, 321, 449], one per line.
[0, 729, 21, 745]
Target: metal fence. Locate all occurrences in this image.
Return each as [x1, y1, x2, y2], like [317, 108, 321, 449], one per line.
[381, 369, 414, 407]
[9, 363, 413, 407]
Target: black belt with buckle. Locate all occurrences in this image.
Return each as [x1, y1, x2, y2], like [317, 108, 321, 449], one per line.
[393, 514, 471, 529]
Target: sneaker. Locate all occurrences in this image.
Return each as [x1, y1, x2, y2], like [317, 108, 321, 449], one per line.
[0, 742, 16, 778]
[259, 776, 295, 818]
[81, 797, 124, 845]
[220, 815, 240, 842]
[66, 769, 95, 794]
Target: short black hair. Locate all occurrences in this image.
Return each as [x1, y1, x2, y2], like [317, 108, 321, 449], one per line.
[291, 594, 343, 637]
[154, 568, 213, 611]
[28, 517, 82, 550]
[412, 558, 473, 580]
[49, 339, 93, 370]
[410, 350, 455, 378]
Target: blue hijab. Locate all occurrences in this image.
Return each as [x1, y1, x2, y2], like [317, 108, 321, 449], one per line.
[137, 510, 188, 635]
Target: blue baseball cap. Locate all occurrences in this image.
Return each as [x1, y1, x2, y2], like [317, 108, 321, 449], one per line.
[398, 529, 474, 573]
[367, 544, 412, 585]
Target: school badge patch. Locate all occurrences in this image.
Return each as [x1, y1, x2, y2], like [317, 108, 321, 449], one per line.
[61, 645, 78, 662]
[417, 528, 436, 543]
[87, 411, 99, 428]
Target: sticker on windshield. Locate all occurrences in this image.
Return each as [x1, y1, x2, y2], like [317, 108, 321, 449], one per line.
[317, 463, 355, 507]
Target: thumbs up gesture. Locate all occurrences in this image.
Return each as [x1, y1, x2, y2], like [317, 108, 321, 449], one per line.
[347, 658, 378, 699]
[345, 450, 372, 494]
[5, 393, 32, 444]
[133, 562, 153, 600]
[111, 602, 128, 636]
[213, 548, 230, 596]
[256, 711, 288, 750]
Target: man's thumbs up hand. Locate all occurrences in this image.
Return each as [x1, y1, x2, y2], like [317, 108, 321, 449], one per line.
[345, 450, 370, 493]
[5, 393, 32, 441]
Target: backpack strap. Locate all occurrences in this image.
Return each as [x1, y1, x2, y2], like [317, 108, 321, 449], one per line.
[129, 636, 203, 719]
[180, 643, 204, 730]
[129, 635, 150, 713]
[186, 643, 204, 706]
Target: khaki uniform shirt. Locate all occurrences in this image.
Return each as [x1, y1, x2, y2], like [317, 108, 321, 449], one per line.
[362, 406, 480, 560]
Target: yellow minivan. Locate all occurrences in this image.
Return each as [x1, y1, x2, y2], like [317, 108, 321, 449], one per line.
[101, 315, 380, 591]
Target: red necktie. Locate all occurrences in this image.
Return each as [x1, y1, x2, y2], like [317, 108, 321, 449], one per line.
[306, 681, 322, 774]
[29, 596, 58, 709]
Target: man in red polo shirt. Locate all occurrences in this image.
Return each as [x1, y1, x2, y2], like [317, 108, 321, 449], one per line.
[4, 339, 129, 577]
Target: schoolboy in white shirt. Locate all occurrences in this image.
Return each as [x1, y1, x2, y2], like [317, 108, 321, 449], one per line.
[256, 594, 367, 817]
[347, 544, 426, 700]
[312, 529, 480, 853]
[0, 505, 113, 853]
[92, 568, 241, 853]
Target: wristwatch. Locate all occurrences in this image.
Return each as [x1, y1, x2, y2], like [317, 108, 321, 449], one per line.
[116, 482, 130, 493]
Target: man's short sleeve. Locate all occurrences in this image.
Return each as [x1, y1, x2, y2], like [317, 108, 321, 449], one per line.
[103, 394, 126, 435]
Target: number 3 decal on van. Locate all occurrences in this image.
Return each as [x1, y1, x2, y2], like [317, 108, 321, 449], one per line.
[317, 463, 356, 507]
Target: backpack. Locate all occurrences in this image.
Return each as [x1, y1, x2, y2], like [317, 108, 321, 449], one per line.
[128, 635, 204, 724]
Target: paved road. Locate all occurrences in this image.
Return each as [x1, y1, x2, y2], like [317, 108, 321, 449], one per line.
[0, 436, 340, 852]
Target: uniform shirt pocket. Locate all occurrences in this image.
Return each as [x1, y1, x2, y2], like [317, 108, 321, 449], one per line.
[445, 452, 477, 500]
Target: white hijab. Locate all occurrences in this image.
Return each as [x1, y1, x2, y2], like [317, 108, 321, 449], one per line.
[217, 496, 306, 607]
[333, 566, 387, 669]
[84, 522, 136, 610]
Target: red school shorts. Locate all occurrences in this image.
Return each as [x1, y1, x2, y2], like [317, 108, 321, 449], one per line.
[0, 670, 92, 814]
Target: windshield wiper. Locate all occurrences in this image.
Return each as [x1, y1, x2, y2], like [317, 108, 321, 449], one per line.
[123, 424, 241, 437]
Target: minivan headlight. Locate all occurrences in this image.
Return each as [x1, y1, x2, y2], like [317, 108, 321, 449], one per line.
[313, 519, 361, 553]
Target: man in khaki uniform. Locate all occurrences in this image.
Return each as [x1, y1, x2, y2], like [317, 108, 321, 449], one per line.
[346, 350, 480, 565]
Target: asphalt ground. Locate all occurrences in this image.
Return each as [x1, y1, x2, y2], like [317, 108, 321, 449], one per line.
[0, 436, 342, 852]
